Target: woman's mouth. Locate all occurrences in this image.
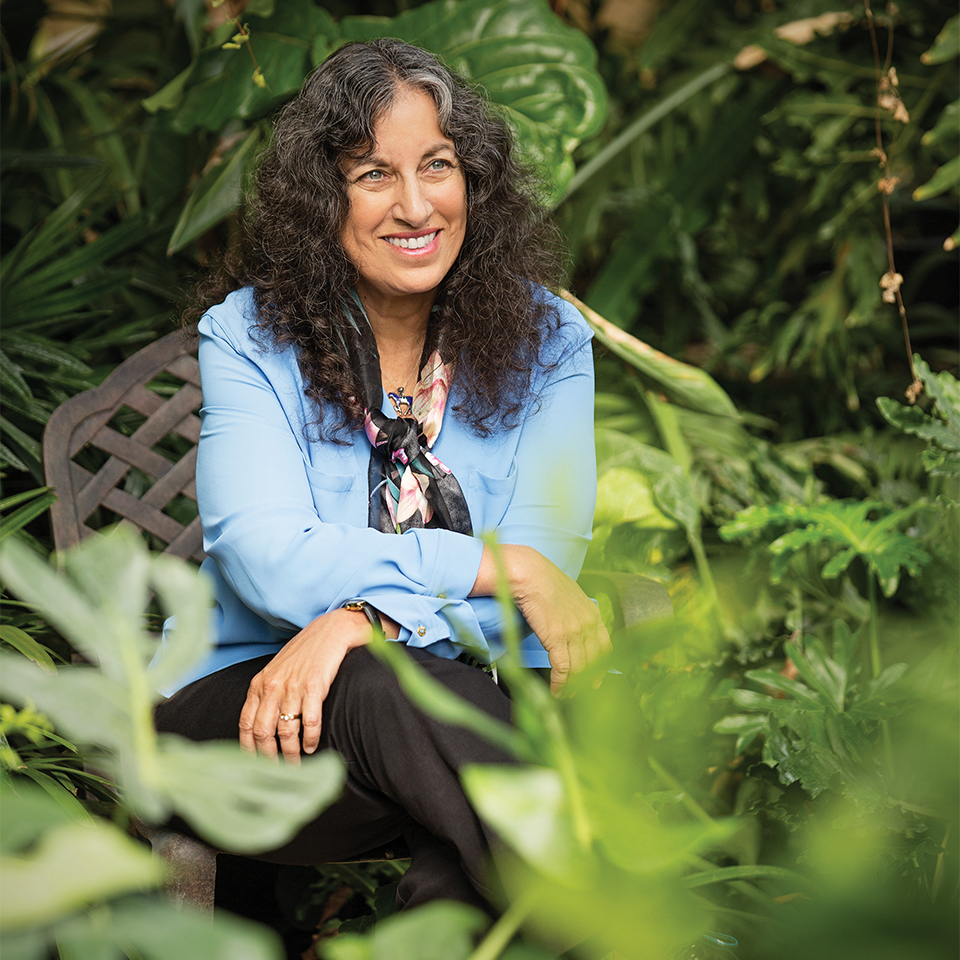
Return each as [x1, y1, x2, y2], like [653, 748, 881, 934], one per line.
[384, 231, 438, 250]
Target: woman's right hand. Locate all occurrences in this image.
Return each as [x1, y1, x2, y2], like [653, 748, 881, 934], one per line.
[472, 544, 611, 696]
[239, 606, 396, 764]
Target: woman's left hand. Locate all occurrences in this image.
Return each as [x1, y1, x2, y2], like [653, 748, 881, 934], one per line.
[238, 607, 391, 764]
[472, 544, 612, 696]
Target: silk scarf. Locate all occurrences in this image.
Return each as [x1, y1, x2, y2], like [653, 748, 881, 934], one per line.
[346, 298, 473, 537]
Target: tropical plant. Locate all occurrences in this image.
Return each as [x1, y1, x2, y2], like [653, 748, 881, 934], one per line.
[556, 0, 958, 437]
[877, 354, 960, 483]
[0, 528, 346, 960]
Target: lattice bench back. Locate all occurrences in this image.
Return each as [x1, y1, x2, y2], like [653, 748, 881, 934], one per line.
[43, 330, 204, 562]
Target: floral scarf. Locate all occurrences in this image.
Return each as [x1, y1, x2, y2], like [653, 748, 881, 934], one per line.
[347, 299, 473, 536]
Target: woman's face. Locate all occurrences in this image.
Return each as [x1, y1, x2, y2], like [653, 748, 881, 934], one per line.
[340, 87, 467, 308]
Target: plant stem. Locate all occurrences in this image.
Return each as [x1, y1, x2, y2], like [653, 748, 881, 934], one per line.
[867, 574, 881, 679]
[468, 887, 536, 960]
[867, 574, 895, 774]
[863, 0, 920, 399]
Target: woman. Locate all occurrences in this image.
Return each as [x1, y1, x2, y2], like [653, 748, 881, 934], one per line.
[155, 38, 609, 913]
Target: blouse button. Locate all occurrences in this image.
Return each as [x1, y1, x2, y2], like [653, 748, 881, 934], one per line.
[417, 625, 426, 637]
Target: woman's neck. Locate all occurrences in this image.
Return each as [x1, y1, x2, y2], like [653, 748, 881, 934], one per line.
[353, 286, 433, 387]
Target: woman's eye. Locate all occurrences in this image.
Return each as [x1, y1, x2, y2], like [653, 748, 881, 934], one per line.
[360, 170, 384, 182]
[428, 159, 451, 171]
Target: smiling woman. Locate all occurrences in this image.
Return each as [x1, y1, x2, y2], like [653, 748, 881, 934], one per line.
[156, 38, 609, 918]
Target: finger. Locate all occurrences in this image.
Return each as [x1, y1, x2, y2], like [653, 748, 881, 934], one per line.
[549, 654, 571, 698]
[300, 684, 324, 756]
[277, 707, 303, 767]
[238, 689, 261, 754]
[250, 699, 280, 760]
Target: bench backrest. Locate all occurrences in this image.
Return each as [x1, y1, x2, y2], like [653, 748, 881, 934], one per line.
[43, 330, 204, 562]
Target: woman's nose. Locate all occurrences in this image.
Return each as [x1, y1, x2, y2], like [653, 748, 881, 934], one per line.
[392, 177, 432, 226]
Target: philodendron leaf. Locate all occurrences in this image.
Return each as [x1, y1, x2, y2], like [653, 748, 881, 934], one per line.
[0, 817, 162, 931]
[55, 896, 283, 960]
[156, 738, 344, 854]
[325, 901, 487, 960]
[461, 763, 586, 881]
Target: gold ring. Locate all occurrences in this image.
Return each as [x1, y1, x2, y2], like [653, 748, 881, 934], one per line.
[278, 712, 302, 722]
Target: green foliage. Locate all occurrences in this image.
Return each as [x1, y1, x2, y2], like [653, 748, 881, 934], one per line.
[714, 622, 907, 798]
[324, 901, 489, 960]
[0, 528, 345, 854]
[1, 778, 284, 960]
[719, 499, 930, 599]
[878, 355, 960, 481]
[914, 14, 959, 216]
[559, 0, 958, 434]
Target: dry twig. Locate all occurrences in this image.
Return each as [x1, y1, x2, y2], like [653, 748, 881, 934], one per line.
[864, 0, 922, 403]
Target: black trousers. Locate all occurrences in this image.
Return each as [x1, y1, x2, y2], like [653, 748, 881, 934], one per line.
[153, 645, 515, 912]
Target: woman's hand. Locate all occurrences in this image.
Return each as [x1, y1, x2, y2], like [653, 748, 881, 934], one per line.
[472, 544, 611, 697]
[238, 606, 397, 764]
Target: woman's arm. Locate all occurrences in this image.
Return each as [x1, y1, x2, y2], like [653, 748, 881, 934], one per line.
[470, 544, 609, 697]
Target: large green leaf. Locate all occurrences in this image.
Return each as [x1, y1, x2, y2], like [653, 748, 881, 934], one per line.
[460, 763, 587, 881]
[155, 738, 345, 854]
[0, 781, 163, 930]
[143, 0, 337, 133]
[324, 901, 486, 960]
[55, 897, 283, 960]
[0, 530, 345, 851]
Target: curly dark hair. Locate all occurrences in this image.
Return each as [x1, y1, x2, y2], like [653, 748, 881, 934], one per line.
[189, 38, 566, 438]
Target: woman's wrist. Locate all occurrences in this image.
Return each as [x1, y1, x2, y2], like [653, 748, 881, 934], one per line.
[471, 543, 535, 598]
[337, 602, 401, 641]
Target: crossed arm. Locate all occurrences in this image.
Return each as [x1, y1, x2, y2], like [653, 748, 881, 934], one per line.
[238, 543, 610, 763]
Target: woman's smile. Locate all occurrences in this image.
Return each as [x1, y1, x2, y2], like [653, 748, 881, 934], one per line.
[340, 87, 466, 311]
[383, 229, 439, 251]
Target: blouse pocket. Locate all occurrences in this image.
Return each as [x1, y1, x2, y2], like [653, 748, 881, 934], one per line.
[302, 461, 363, 525]
[468, 460, 518, 533]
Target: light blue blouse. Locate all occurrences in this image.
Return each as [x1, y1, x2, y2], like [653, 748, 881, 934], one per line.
[162, 286, 596, 694]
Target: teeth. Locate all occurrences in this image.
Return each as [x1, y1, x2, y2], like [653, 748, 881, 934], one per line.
[387, 231, 437, 249]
